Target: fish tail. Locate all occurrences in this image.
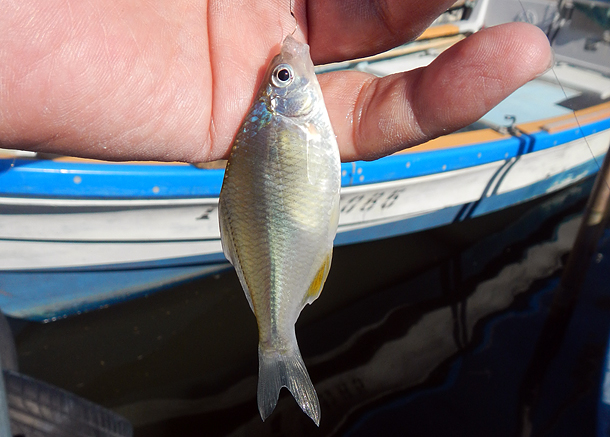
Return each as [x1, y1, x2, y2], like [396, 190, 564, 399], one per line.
[257, 345, 320, 426]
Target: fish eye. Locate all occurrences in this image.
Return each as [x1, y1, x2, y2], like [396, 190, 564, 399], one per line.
[277, 68, 290, 82]
[272, 64, 294, 87]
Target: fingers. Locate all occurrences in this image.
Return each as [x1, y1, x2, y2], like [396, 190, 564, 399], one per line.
[306, 0, 457, 64]
[320, 22, 554, 162]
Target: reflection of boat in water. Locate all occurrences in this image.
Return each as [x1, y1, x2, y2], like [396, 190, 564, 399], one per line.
[1, 0, 610, 321]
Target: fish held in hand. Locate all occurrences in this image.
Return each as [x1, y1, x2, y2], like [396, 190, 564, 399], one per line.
[218, 35, 341, 426]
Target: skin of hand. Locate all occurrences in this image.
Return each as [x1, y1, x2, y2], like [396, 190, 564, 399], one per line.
[0, 0, 553, 163]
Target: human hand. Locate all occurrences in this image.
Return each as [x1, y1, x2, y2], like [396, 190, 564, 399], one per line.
[0, 0, 552, 162]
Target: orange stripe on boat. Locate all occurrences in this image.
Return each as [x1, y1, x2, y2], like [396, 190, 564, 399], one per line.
[398, 128, 510, 154]
[417, 24, 461, 40]
[517, 101, 610, 135]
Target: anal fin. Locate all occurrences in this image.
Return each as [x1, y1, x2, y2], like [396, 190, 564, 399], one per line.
[304, 251, 332, 305]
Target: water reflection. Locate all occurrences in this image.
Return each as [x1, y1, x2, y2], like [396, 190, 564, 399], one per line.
[12, 179, 595, 436]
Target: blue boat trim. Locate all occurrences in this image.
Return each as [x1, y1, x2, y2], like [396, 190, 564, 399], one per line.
[349, 136, 525, 186]
[0, 160, 225, 198]
[528, 116, 610, 153]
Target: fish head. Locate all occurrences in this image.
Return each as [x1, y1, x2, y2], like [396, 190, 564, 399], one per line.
[262, 35, 319, 118]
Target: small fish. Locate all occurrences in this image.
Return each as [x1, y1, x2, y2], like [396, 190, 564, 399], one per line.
[218, 35, 341, 425]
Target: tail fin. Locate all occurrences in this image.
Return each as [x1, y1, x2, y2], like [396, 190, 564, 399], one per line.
[257, 346, 320, 426]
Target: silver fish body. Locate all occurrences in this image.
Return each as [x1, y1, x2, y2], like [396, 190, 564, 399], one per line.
[218, 35, 340, 425]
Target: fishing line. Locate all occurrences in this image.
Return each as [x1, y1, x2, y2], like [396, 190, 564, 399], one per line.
[516, 0, 607, 187]
[289, 0, 298, 35]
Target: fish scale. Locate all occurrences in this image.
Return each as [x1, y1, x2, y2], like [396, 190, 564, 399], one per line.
[218, 35, 340, 425]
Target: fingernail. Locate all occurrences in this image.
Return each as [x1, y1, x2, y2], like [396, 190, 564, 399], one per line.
[537, 47, 556, 77]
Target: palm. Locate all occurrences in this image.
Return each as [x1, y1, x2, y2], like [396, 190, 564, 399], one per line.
[0, 0, 552, 163]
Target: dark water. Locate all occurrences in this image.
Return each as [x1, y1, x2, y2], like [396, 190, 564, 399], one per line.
[10, 177, 610, 436]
